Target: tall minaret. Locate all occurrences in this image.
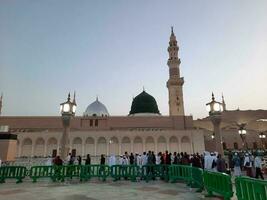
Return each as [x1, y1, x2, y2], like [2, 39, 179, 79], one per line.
[166, 27, 185, 116]
[0, 93, 3, 116]
[222, 94, 226, 111]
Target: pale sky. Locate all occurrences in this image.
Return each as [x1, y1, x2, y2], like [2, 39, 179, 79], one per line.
[0, 0, 267, 119]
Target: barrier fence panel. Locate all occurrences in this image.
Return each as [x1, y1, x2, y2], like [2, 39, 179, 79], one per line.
[141, 165, 169, 182]
[80, 165, 110, 181]
[203, 170, 233, 200]
[110, 165, 140, 182]
[168, 165, 192, 185]
[60, 165, 81, 182]
[235, 176, 267, 200]
[191, 167, 204, 192]
[0, 166, 27, 183]
[30, 166, 55, 182]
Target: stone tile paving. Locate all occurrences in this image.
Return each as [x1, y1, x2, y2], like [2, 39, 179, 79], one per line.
[0, 179, 237, 200]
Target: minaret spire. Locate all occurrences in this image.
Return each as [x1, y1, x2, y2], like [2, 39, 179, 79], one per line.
[67, 92, 71, 101]
[222, 93, 226, 111]
[166, 27, 185, 116]
[212, 92, 215, 101]
[0, 93, 3, 116]
[73, 91, 76, 105]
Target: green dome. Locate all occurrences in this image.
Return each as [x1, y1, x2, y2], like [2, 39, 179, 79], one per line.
[129, 91, 160, 115]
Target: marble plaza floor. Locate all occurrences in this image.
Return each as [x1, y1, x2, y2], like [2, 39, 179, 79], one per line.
[0, 179, 238, 200]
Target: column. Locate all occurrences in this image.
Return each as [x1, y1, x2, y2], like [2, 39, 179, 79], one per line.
[82, 142, 85, 157]
[94, 143, 97, 156]
[143, 142, 146, 152]
[44, 141, 47, 157]
[166, 140, 170, 152]
[178, 137, 181, 153]
[119, 142, 122, 156]
[31, 144, 34, 157]
[155, 141, 158, 154]
[106, 142, 109, 156]
[130, 140, 134, 153]
[211, 116, 223, 156]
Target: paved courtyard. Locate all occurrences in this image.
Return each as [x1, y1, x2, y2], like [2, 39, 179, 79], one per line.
[0, 179, 237, 200]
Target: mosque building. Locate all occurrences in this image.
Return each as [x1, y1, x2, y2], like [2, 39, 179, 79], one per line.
[0, 28, 267, 162]
[0, 28, 205, 161]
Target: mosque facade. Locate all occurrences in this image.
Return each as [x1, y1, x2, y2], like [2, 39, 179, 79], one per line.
[1, 29, 267, 162]
[0, 29, 205, 160]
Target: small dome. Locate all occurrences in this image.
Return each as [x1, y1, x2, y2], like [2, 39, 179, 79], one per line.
[129, 91, 160, 115]
[84, 98, 109, 117]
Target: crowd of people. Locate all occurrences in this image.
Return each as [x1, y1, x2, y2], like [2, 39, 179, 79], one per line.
[50, 150, 265, 180]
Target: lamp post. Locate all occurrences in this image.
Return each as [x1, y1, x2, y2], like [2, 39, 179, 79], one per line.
[206, 93, 224, 156]
[59, 93, 76, 159]
[259, 132, 266, 149]
[238, 125, 247, 150]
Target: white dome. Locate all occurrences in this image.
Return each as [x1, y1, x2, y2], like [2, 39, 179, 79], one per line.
[83, 98, 109, 117]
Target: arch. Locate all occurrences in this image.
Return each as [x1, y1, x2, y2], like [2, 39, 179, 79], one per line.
[47, 137, 58, 157]
[86, 137, 94, 144]
[133, 136, 143, 154]
[181, 136, 190, 143]
[85, 137, 95, 156]
[169, 136, 179, 153]
[36, 138, 45, 145]
[157, 136, 167, 153]
[121, 136, 131, 155]
[134, 136, 142, 143]
[21, 138, 32, 157]
[48, 137, 57, 145]
[181, 136, 191, 154]
[97, 137, 107, 155]
[23, 138, 32, 145]
[109, 136, 119, 155]
[73, 137, 82, 145]
[72, 137, 82, 156]
[122, 137, 130, 143]
[35, 138, 45, 157]
[145, 136, 155, 152]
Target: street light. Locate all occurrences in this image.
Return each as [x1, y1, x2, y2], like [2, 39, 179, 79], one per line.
[59, 92, 76, 159]
[206, 92, 224, 155]
[238, 124, 248, 150]
[259, 132, 266, 149]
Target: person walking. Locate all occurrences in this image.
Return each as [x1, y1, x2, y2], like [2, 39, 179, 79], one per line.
[216, 154, 226, 173]
[254, 153, 264, 180]
[232, 152, 242, 176]
[244, 153, 253, 177]
[85, 154, 91, 165]
[77, 156, 82, 165]
[129, 153, 135, 165]
[53, 155, 63, 166]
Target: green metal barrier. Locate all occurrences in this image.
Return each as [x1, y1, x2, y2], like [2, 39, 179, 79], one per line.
[168, 164, 192, 184]
[30, 165, 81, 182]
[235, 176, 267, 200]
[80, 165, 110, 181]
[203, 170, 233, 200]
[59, 165, 81, 182]
[191, 167, 204, 192]
[30, 166, 55, 182]
[0, 166, 27, 183]
[110, 165, 140, 182]
[141, 165, 169, 182]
